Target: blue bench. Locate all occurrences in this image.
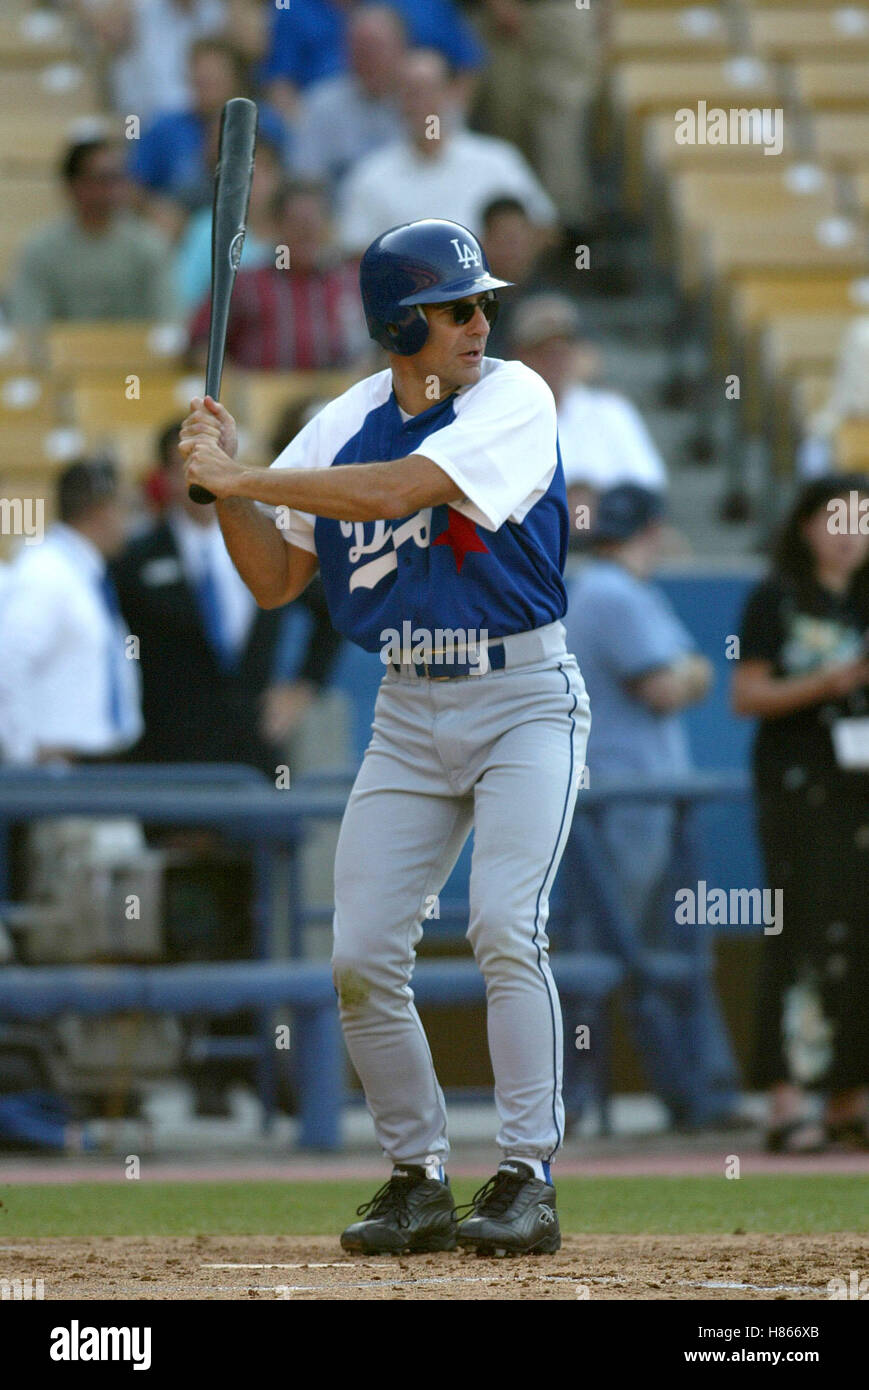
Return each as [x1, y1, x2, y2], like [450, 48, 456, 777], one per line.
[0, 955, 620, 1150]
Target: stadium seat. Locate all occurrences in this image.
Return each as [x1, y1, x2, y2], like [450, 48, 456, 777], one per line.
[0, 116, 70, 172]
[811, 112, 869, 170]
[791, 60, 869, 111]
[74, 423, 171, 478]
[225, 369, 365, 461]
[740, 0, 856, 6]
[852, 168, 869, 216]
[0, 11, 80, 67]
[0, 423, 84, 474]
[760, 311, 851, 376]
[760, 314, 852, 463]
[729, 271, 869, 330]
[617, 0, 720, 7]
[664, 167, 840, 289]
[835, 418, 869, 470]
[0, 173, 63, 215]
[705, 221, 869, 280]
[717, 276, 869, 433]
[613, 58, 779, 119]
[46, 322, 187, 377]
[790, 369, 834, 428]
[610, 8, 733, 60]
[0, 65, 102, 117]
[64, 367, 199, 477]
[636, 110, 796, 213]
[669, 166, 838, 223]
[614, 51, 782, 204]
[0, 371, 55, 425]
[747, 7, 869, 58]
[69, 373, 201, 437]
[0, 325, 40, 371]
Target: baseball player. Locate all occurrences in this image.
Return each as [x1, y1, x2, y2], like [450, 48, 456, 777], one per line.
[180, 218, 591, 1257]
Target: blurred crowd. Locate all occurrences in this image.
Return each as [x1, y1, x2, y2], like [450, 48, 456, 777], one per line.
[0, 0, 671, 780]
[0, 0, 866, 1149]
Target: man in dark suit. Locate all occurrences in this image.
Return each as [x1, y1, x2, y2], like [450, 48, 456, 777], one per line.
[114, 419, 341, 776]
[112, 419, 342, 1113]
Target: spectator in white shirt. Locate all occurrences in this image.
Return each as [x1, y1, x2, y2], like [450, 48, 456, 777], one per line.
[292, 6, 407, 195]
[0, 460, 142, 765]
[77, 0, 227, 125]
[336, 48, 557, 256]
[509, 293, 668, 546]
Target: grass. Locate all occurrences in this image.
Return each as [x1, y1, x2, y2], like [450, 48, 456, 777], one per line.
[0, 1177, 865, 1239]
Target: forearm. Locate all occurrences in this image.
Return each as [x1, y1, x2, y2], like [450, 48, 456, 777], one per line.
[235, 460, 418, 521]
[183, 425, 459, 525]
[215, 497, 291, 608]
[733, 668, 835, 718]
[634, 656, 711, 714]
[675, 654, 712, 705]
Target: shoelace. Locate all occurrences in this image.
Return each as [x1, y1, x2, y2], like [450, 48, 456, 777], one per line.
[355, 1173, 424, 1228]
[454, 1170, 527, 1222]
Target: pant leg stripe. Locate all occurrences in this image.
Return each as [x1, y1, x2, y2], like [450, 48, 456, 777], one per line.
[531, 661, 578, 1161]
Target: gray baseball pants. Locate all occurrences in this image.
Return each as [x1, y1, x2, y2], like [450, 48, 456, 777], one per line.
[331, 621, 591, 1167]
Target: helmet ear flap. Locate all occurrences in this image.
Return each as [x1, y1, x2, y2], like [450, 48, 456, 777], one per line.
[378, 304, 429, 356]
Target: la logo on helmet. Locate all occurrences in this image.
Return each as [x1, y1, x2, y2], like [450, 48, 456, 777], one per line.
[450, 238, 481, 270]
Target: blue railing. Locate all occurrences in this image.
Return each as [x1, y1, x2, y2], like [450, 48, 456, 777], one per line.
[0, 765, 752, 1147]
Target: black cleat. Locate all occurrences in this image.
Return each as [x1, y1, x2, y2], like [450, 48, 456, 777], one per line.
[340, 1166, 457, 1255]
[456, 1161, 561, 1256]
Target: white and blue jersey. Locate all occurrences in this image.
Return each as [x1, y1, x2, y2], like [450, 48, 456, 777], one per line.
[270, 357, 568, 652]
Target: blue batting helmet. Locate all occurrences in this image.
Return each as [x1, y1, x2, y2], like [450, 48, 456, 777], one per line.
[359, 218, 513, 356]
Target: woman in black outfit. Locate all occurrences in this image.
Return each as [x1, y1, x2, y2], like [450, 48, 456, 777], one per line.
[732, 475, 869, 1153]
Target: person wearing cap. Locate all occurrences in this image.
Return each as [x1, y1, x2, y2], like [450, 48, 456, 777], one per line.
[479, 196, 562, 360]
[0, 458, 142, 765]
[562, 486, 734, 1126]
[509, 293, 667, 548]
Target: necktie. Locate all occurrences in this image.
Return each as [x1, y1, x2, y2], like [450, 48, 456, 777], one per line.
[196, 548, 234, 672]
[98, 570, 125, 732]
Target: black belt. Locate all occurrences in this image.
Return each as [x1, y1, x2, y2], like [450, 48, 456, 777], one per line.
[390, 642, 507, 680]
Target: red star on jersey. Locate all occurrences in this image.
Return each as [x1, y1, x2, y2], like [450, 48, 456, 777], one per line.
[432, 508, 490, 574]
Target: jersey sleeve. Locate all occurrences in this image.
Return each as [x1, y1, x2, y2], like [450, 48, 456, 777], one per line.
[414, 363, 559, 531]
[268, 411, 325, 554]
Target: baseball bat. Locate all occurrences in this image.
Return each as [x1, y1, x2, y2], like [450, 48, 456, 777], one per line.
[188, 96, 258, 504]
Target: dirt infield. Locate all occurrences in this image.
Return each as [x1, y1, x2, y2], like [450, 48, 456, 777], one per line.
[3, 1233, 866, 1300]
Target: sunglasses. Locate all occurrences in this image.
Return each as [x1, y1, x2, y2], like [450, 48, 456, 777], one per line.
[440, 292, 499, 327]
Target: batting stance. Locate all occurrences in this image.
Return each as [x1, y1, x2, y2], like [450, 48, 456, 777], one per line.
[180, 218, 591, 1257]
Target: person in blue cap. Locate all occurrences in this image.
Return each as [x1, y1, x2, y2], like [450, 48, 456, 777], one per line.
[563, 486, 742, 1126]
